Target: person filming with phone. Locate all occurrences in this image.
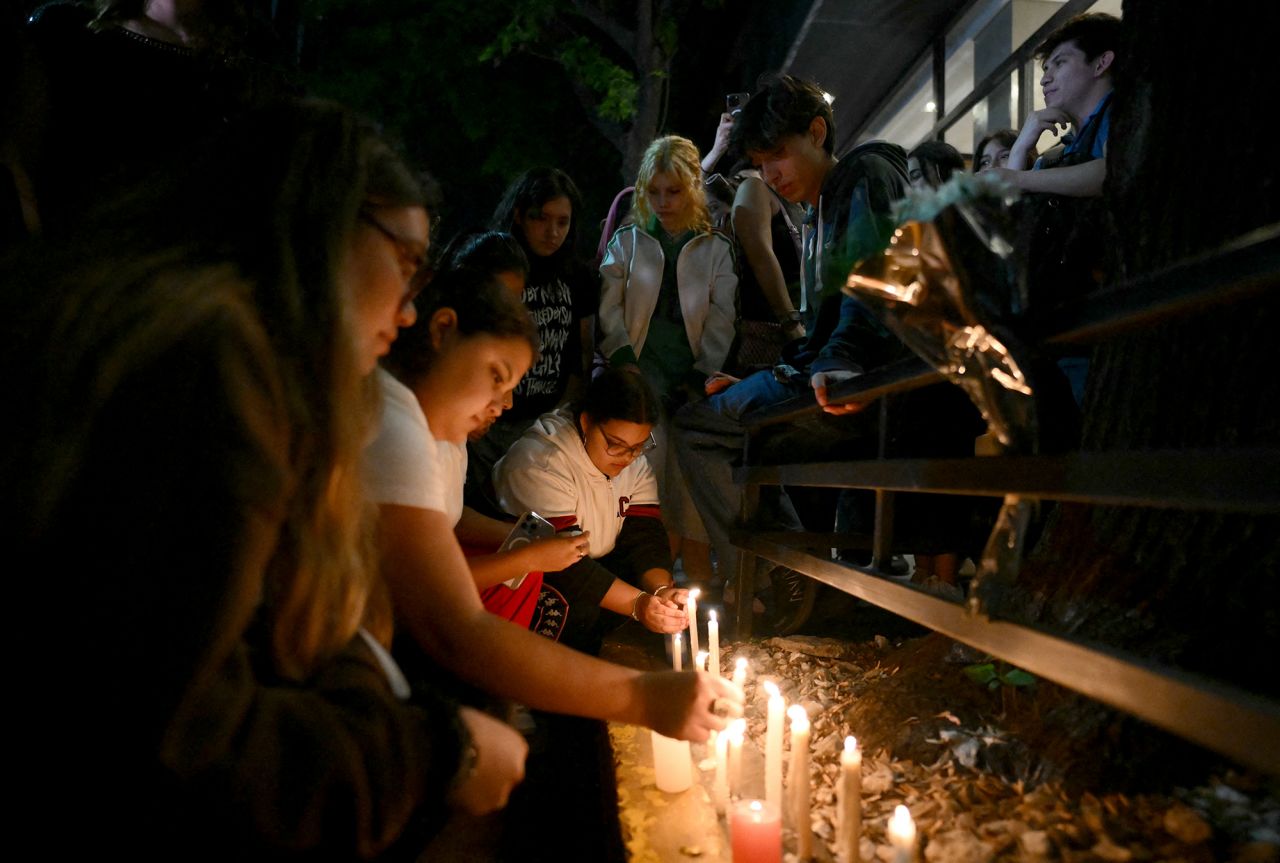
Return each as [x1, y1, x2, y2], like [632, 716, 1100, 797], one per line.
[494, 367, 690, 655]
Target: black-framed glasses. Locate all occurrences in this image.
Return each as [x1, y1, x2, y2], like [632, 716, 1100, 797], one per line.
[360, 210, 428, 291]
[600, 427, 657, 459]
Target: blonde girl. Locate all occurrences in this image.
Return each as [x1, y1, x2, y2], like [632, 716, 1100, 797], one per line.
[598, 134, 738, 585]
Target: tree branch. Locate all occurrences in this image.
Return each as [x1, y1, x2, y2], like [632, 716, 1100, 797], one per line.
[569, 0, 637, 61]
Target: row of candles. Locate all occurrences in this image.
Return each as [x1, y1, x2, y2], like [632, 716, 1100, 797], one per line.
[658, 590, 918, 862]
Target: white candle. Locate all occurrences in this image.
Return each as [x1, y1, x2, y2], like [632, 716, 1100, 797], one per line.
[687, 587, 701, 660]
[727, 717, 746, 799]
[763, 681, 785, 812]
[650, 729, 693, 793]
[672, 631, 682, 671]
[787, 705, 812, 861]
[695, 650, 709, 673]
[713, 725, 730, 813]
[708, 610, 720, 677]
[732, 656, 749, 690]
[887, 805, 916, 863]
[837, 735, 862, 863]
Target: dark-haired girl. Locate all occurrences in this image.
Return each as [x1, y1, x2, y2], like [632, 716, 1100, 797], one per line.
[494, 367, 689, 654]
[464, 168, 600, 516]
[363, 269, 741, 740]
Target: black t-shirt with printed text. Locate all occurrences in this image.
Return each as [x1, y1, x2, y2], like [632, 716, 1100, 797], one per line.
[511, 255, 600, 420]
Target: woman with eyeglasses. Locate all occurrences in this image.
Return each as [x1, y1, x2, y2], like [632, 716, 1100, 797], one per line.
[493, 367, 689, 655]
[366, 271, 738, 733]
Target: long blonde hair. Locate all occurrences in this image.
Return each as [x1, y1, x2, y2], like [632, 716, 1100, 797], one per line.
[632, 135, 711, 234]
[199, 102, 426, 680]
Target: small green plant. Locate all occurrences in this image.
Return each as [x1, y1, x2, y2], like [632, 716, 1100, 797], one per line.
[964, 659, 1036, 690]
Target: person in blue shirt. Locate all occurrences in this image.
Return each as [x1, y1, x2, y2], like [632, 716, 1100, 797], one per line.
[992, 12, 1120, 197]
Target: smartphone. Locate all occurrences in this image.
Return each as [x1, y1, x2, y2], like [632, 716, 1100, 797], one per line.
[500, 511, 556, 589]
[726, 92, 751, 116]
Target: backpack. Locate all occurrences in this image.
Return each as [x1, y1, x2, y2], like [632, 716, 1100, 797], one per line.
[594, 185, 634, 267]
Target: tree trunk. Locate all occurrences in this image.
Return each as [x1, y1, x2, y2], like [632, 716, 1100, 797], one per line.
[1007, 1, 1280, 698]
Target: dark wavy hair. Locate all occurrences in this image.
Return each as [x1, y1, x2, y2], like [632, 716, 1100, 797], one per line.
[730, 73, 836, 157]
[1037, 12, 1122, 75]
[973, 129, 1020, 172]
[907, 140, 965, 186]
[578, 367, 662, 427]
[384, 266, 539, 386]
[490, 167, 583, 266]
[437, 228, 529, 280]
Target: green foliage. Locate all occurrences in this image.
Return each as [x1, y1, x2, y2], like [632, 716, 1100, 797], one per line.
[478, 0, 558, 62]
[556, 37, 638, 122]
[964, 660, 1037, 691]
[477, 0, 640, 125]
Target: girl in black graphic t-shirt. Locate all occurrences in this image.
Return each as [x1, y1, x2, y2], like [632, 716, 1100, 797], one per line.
[464, 168, 599, 517]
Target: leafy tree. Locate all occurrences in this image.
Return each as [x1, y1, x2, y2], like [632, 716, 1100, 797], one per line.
[479, 0, 722, 178]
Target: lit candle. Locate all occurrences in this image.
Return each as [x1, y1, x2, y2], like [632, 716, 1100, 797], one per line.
[763, 681, 785, 812]
[708, 610, 720, 677]
[672, 631, 682, 671]
[732, 656, 749, 690]
[887, 805, 916, 863]
[727, 717, 746, 799]
[713, 725, 729, 813]
[695, 650, 709, 673]
[687, 587, 701, 660]
[837, 735, 862, 863]
[731, 799, 782, 863]
[787, 704, 812, 861]
[650, 729, 693, 793]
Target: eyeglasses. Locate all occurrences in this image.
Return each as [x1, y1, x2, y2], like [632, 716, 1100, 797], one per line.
[360, 210, 428, 302]
[599, 427, 657, 459]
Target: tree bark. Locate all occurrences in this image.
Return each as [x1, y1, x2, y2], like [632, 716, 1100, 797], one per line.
[1007, 0, 1280, 696]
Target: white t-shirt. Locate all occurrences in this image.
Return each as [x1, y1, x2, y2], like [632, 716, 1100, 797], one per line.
[363, 368, 467, 527]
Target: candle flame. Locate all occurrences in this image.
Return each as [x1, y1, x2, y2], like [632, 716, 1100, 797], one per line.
[674, 632, 682, 646]
[689, 587, 701, 600]
[695, 650, 708, 668]
[763, 679, 781, 698]
[889, 804, 916, 841]
[787, 704, 808, 724]
[735, 657, 748, 672]
[709, 609, 717, 622]
[728, 718, 746, 740]
[749, 799, 764, 813]
[844, 735, 858, 753]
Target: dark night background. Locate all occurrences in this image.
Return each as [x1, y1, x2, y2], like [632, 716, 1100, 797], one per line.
[6, 0, 811, 258]
[288, 0, 809, 252]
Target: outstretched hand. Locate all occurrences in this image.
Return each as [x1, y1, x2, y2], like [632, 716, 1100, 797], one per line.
[810, 370, 869, 415]
[638, 670, 745, 742]
[526, 531, 591, 573]
[638, 592, 688, 634]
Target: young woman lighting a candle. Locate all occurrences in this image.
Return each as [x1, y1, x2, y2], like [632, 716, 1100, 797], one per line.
[365, 272, 741, 740]
[492, 366, 690, 655]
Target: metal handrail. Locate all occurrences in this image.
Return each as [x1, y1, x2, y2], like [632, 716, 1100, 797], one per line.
[741, 221, 1280, 429]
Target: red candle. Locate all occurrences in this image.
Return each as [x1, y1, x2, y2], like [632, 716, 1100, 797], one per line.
[731, 799, 782, 863]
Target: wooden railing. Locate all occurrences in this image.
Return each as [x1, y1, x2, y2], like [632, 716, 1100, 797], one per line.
[727, 223, 1280, 774]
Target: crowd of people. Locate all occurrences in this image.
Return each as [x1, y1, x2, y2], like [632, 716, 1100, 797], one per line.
[2, 2, 1119, 857]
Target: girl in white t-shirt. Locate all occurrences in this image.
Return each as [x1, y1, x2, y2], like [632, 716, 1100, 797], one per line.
[364, 267, 740, 738]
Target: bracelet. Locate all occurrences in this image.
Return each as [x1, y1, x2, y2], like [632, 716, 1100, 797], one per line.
[653, 584, 673, 599]
[780, 309, 803, 325]
[630, 592, 648, 621]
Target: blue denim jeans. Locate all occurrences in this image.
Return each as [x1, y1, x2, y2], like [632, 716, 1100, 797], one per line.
[673, 370, 880, 583]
